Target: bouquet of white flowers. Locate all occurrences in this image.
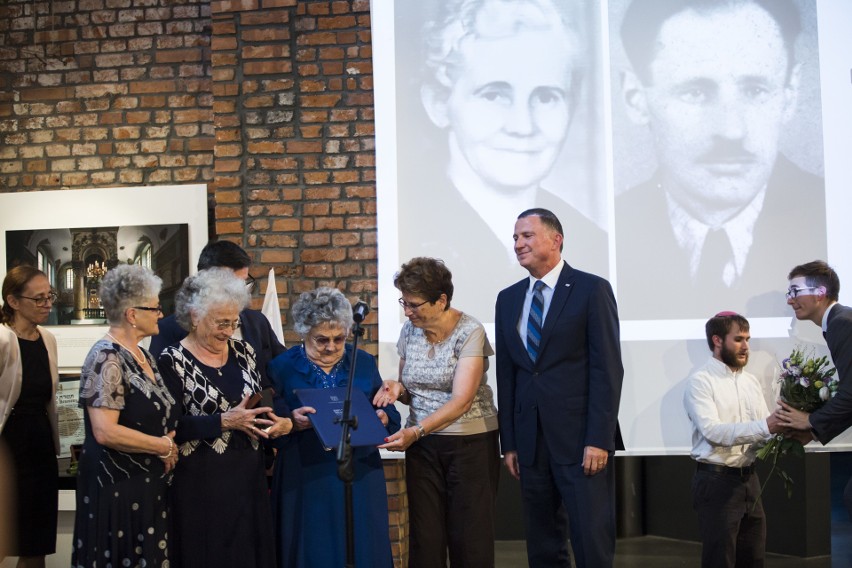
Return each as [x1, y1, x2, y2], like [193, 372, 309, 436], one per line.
[754, 347, 837, 505]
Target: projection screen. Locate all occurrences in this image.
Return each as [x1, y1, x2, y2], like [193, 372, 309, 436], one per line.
[372, 0, 852, 453]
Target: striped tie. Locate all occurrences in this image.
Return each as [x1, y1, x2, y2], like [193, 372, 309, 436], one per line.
[527, 280, 545, 363]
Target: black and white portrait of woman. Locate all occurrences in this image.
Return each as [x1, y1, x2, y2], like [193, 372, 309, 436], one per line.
[387, 0, 607, 323]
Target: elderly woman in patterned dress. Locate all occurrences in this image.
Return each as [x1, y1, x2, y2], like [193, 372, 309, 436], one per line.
[157, 268, 291, 568]
[375, 257, 500, 568]
[72, 264, 178, 568]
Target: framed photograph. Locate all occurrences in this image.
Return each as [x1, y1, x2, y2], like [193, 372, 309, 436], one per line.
[0, 185, 208, 371]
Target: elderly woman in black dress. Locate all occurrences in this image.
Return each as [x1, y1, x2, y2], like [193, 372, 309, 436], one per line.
[72, 264, 179, 568]
[158, 268, 292, 568]
[0, 266, 59, 568]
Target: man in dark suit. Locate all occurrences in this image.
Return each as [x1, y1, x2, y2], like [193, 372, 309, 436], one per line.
[776, 261, 852, 515]
[614, 0, 826, 320]
[149, 240, 285, 386]
[496, 208, 624, 568]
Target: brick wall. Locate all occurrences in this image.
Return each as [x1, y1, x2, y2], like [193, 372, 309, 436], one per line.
[0, 0, 404, 564]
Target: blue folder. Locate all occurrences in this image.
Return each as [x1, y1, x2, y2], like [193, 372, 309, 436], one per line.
[294, 387, 389, 450]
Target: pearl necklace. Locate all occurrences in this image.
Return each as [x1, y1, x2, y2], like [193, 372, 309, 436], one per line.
[105, 332, 146, 367]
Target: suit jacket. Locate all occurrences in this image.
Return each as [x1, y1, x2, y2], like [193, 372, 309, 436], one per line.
[615, 156, 826, 319]
[495, 263, 624, 466]
[0, 324, 60, 454]
[810, 304, 852, 444]
[400, 175, 608, 324]
[149, 309, 285, 387]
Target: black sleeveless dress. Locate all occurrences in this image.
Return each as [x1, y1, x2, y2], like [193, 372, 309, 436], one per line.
[0, 335, 58, 556]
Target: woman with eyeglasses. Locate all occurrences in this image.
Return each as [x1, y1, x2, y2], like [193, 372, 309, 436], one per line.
[157, 268, 291, 568]
[267, 287, 401, 567]
[72, 264, 178, 567]
[0, 266, 59, 568]
[374, 257, 500, 568]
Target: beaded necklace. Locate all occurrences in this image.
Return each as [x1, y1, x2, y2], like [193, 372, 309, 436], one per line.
[301, 344, 345, 389]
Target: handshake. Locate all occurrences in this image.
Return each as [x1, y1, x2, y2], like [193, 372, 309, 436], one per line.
[767, 401, 816, 446]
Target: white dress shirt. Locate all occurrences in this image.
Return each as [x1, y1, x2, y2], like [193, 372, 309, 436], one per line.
[516, 260, 564, 349]
[683, 356, 772, 467]
[666, 185, 766, 287]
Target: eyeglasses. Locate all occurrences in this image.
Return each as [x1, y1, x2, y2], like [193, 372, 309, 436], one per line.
[398, 298, 429, 311]
[213, 319, 242, 331]
[310, 334, 347, 347]
[786, 286, 820, 300]
[133, 305, 163, 314]
[245, 275, 256, 291]
[16, 292, 58, 307]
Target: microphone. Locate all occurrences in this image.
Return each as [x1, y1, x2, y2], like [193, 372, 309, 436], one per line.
[352, 300, 370, 323]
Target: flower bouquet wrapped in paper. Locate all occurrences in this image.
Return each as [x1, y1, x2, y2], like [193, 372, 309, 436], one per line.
[755, 347, 838, 502]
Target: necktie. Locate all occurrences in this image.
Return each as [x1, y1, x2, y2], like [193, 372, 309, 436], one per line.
[696, 228, 734, 287]
[527, 280, 545, 363]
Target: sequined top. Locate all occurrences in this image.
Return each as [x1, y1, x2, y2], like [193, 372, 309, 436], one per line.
[397, 312, 497, 435]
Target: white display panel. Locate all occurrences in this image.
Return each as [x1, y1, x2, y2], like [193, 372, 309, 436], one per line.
[373, 0, 852, 453]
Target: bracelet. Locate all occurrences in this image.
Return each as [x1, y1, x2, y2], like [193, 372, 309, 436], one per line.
[415, 423, 426, 440]
[158, 435, 174, 459]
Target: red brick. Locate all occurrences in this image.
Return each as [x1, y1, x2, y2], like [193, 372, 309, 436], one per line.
[243, 60, 293, 75]
[156, 49, 202, 64]
[241, 10, 289, 25]
[259, 250, 294, 264]
[285, 140, 321, 153]
[241, 28, 289, 42]
[128, 80, 176, 94]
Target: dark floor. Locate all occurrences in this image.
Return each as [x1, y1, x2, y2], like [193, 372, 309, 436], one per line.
[495, 536, 835, 567]
[495, 452, 852, 567]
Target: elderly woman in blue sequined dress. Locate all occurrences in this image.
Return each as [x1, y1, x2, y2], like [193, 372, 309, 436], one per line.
[268, 287, 400, 568]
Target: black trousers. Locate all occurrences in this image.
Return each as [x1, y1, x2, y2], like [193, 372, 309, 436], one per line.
[518, 425, 616, 568]
[692, 468, 766, 568]
[406, 430, 500, 568]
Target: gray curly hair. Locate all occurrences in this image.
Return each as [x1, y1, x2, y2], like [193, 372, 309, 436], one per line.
[99, 264, 163, 325]
[422, 0, 581, 90]
[174, 268, 249, 331]
[291, 287, 354, 337]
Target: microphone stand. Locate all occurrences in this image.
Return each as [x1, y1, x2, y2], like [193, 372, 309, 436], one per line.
[336, 317, 365, 568]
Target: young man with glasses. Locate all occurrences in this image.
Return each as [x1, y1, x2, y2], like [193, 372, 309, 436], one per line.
[150, 241, 285, 386]
[776, 260, 852, 517]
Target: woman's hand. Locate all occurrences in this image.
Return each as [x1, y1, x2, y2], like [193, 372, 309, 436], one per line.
[264, 412, 294, 439]
[291, 406, 316, 431]
[159, 431, 178, 473]
[378, 426, 420, 452]
[221, 394, 274, 441]
[376, 409, 389, 427]
[372, 380, 405, 407]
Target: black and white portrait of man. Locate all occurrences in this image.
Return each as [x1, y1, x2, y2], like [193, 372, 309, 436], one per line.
[611, 0, 826, 320]
[393, 0, 607, 323]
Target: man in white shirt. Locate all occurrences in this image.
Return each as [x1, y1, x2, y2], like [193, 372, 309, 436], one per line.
[683, 311, 783, 567]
